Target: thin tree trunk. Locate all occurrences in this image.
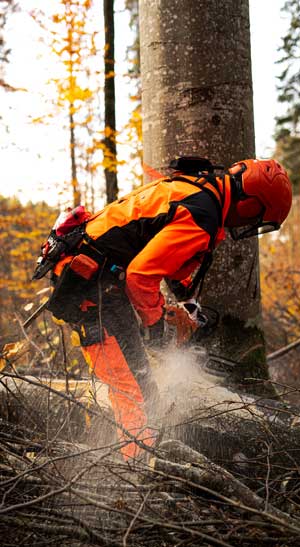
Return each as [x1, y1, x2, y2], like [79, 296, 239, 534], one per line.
[139, 0, 272, 395]
[69, 105, 81, 207]
[64, 0, 81, 208]
[103, 0, 118, 203]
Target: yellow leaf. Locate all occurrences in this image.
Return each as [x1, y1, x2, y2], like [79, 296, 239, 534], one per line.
[105, 71, 115, 80]
[31, 117, 45, 124]
[85, 412, 91, 429]
[52, 316, 65, 326]
[71, 330, 81, 347]
[83, 350, 93, 373]
[2, 340, 28, 359]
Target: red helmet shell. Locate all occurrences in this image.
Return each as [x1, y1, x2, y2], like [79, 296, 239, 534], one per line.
[229, 159, 292, 225]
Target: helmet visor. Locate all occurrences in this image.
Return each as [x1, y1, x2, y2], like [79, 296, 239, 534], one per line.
[230, 222, 280, 241]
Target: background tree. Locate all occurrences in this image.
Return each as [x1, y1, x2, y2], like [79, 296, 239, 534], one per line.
[260, 199, 300, 403]
[31, 0, 105, 209]
[103, 0, 118, 203]
[0, 0, 17, 90]
[274, 0, 300, 192]
[48, 0, 95, 206]
[139, 0, 270, 393]
[124, 0, 143, 187]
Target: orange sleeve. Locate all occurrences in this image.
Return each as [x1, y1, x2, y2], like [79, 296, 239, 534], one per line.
[125, 205, 211, 326]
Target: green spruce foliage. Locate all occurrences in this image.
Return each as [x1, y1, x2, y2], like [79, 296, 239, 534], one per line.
[275, 0, 300, 192]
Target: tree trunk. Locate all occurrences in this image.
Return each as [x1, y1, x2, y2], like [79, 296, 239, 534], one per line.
[69, 105, 81, 207]
[139, 0, 271, 394]
[103, 0, 118, 203]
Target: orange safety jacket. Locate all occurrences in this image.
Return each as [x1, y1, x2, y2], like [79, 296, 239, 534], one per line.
[79, 173, 232, 327]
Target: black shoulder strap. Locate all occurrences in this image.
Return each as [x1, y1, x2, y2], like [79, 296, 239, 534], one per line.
[188, 251, 213, 300]
[168, 251, 213, 301]
[171, 174, 224, 229]
[170, 174, 225, 299]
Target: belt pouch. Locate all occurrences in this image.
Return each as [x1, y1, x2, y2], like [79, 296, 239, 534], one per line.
[47, 255, 99, 323]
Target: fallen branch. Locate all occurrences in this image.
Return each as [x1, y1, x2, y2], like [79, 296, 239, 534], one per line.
[267, 337, 300, 361]
[153, 440, 300, 533]
[1, 514, 108, 546]
[0, 370, 98, 416]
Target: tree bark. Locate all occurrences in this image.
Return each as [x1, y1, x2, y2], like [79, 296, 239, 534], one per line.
[139, 0, 271, 394]
[103, 0, 118, 203]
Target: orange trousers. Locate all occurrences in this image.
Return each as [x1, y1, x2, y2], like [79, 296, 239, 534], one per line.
[78, 286, 158, 460]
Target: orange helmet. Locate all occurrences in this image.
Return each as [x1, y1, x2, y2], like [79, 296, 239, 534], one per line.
[228, 158, 292, 240]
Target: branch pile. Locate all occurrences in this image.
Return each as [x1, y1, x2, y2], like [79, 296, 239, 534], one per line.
[1, 370, 300, 546]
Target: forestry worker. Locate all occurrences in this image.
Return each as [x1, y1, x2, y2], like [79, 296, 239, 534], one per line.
[33, 157, 292, 460]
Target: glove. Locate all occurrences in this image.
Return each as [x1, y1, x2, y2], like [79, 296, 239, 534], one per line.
[141, 315, 165, 349]
[181, 298, 208, 328]
[164, 299, 206, 345]
[180, 299, 220, 341]
[165, 299, 218, 345]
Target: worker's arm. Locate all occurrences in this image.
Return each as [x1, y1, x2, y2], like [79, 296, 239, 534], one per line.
[125, 205, 211, 327]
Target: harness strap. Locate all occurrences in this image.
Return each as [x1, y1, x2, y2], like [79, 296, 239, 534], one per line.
[171, 174, 224, 233]
[170, 173, 226, 298]
[84, 174, 223, 299]
[82, 233, 106, 259]
[190, 252, 213, 300]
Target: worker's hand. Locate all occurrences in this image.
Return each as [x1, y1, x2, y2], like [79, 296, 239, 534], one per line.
[164, 299, 208, 345]
[181, 298, 208, 328]
[141, 316, 165, 349]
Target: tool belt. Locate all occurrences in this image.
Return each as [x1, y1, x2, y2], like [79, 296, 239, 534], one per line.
[47, 254, 100, 323]
[47, 252, 125, 324]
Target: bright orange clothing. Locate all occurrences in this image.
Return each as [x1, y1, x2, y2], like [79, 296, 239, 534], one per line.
[82, 174, 231, 326]
[70, 287, 159, 461]
[49, 173, 232, 461]
[82, 339, 156, 460]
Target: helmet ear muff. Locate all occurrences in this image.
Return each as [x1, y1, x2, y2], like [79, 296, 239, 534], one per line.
[229, 163, 246, 176]
[229, 163, 247, 201]
[236, 198, 264, 219]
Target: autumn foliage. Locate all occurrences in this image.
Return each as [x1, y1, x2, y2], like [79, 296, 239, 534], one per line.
[0, 196, 91, 378]
[260, 196, 300, 397]
[260, 197, 300, 345]
[0, 196, 55, 308]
